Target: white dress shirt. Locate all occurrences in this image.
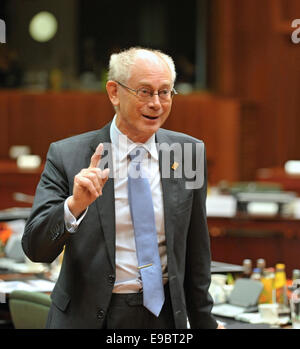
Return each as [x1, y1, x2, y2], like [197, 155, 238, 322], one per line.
[64, 116, 167, 293]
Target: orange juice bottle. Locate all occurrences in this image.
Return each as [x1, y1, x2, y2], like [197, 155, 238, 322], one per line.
[259, 268, 275, 304]
[274, 263, 288, 308]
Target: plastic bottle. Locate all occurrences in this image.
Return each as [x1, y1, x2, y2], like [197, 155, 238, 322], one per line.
[292, 269, 300, 281]
[259, 267, 275, 304]
[290, 279, 300, 328]
[287, 269, 300, 300]
[274, 263, 288, 310]
[256, 258, 266, 275]
[250, 268, 261, 281]
[242, 259, 252, 278]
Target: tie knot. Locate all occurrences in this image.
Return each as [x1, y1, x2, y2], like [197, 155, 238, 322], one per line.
[129, 146, 147, 163]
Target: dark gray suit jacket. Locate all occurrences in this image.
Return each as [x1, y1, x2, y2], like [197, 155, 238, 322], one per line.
[22, 122, 217, 329]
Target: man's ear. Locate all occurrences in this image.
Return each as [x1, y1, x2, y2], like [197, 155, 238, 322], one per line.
[106, 81, 120, 108]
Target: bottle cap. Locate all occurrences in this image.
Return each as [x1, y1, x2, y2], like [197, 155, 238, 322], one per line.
[243, 259, 252, 265]
[276, 263, 285, 270]
[293, 269, 300, 280]
[256, 258, 266, 266]
[265, 267, 275, 273]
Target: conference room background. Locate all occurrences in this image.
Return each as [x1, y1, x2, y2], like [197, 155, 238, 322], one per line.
[1, 0, 300, 274]
[1, 0, 300, 171]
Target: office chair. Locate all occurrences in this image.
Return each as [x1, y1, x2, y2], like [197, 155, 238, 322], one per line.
[9, 290, 51, 329]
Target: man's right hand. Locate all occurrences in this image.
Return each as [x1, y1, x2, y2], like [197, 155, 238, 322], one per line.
[68, 143, 110, 218]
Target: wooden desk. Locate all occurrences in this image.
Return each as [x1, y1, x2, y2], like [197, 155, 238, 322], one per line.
[0, 160, 43, 210]
[208, 214, 300, 277]
[0, 90, 257, 184]
[257, 167, 300, 196]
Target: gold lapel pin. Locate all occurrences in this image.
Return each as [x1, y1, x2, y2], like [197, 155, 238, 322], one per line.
[171, 161, 179, 170]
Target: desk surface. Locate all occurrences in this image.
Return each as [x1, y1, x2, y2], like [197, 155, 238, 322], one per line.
[215, 315, 272, 329]
[0, 207, 32, 221]
[0, 268, 288, 330]
[211, 261, 243, 274]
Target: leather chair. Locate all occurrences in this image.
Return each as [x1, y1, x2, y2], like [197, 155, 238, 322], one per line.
[9, 290, 51, 329]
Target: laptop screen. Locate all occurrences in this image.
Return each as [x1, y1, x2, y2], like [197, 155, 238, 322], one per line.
[228, 278, 263, 308]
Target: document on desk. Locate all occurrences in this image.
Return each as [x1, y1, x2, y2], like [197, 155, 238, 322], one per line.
[206, 195, 236, 217]
[0, 279, 55, 294]
[211, 278, 263, 318]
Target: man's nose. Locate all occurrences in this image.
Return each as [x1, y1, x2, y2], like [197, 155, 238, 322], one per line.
[148, 94, 161, 109]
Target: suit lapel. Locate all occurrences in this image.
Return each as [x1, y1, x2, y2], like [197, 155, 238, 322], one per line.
[90, 123, 116, 269]
[156, 130, 180, 257]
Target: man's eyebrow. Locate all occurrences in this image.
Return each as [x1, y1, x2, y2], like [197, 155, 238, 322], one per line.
[138, 81, 172, 89]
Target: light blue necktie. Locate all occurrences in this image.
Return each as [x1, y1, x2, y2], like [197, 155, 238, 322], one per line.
[128, 146, 165, 317]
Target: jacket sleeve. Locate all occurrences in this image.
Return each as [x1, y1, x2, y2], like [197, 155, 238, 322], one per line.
[22, 142, 72, 263]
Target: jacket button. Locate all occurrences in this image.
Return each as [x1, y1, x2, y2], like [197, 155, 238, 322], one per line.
[97, 309, 105, 320]
[51, 231, 59, 241]
[108, 275, 115, 285]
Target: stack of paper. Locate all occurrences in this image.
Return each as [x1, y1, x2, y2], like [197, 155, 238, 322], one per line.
[0, 279, 55, 294]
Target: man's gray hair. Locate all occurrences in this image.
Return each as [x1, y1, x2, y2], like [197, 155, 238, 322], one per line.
[107, 47, 176, 85]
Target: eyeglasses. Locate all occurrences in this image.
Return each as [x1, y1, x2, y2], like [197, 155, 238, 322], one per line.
[116, 81, 177, 102]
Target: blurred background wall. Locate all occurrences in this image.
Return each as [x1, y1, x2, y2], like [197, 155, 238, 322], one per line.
[0, 0, 300, 188]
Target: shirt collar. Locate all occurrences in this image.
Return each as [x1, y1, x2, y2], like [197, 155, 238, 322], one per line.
[110, 115, 158, 161]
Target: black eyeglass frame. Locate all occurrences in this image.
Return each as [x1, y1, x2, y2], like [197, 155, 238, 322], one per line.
[116, 81, 177, 100]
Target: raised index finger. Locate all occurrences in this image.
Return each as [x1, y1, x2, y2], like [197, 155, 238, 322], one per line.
[89, 143, 103, 168]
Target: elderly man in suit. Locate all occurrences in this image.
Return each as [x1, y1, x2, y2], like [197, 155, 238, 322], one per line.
[22, 47, 218, 329]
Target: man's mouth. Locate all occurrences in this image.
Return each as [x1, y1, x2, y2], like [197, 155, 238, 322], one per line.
[142, 114, 159, 120]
